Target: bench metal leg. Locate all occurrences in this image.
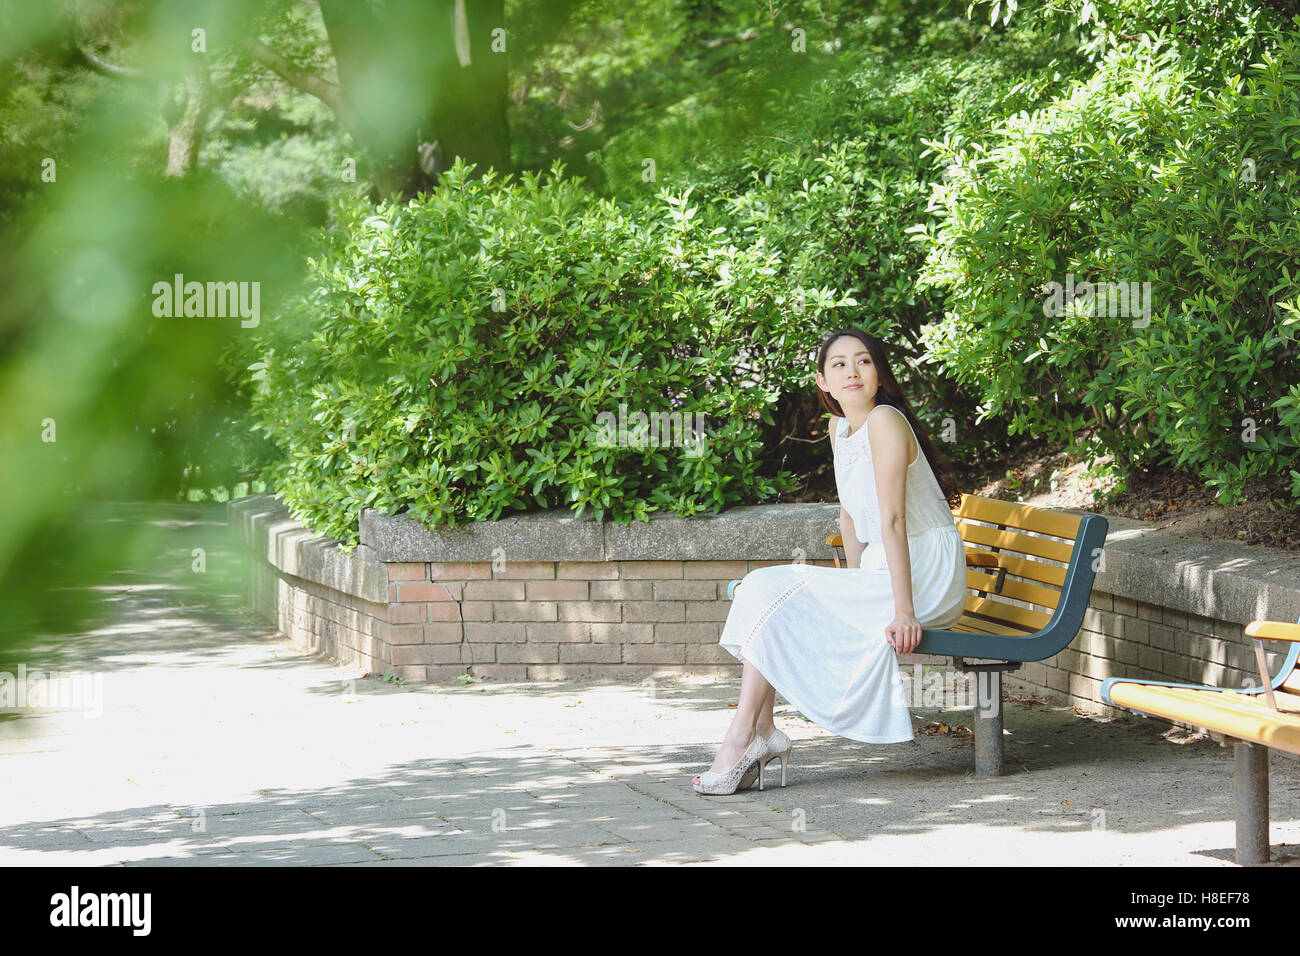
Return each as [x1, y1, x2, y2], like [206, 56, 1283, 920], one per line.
[1234, 741, 1269, 865]
[974, 670, 1003, 776]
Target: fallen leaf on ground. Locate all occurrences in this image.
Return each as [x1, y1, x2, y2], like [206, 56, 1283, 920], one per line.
[917, 721, 973, 737]
[1005, 693, 1048, 705]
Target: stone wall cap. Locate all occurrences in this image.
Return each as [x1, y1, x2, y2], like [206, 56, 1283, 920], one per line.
[230, 493, 1300, 625]
[359, 501, 840, 562]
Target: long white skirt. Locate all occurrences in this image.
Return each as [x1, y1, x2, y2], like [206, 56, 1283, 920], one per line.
[718, 525, 967, 743]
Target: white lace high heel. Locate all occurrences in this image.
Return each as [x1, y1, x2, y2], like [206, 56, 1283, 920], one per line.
[735, 728, 794, 791]
[756, 728, 793, 790]
[693, 735, 767, 795]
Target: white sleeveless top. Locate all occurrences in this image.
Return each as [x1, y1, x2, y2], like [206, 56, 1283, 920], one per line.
[832, 404, 961, 570]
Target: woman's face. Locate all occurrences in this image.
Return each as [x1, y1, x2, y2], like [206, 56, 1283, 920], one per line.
[816, 335, 877, 409]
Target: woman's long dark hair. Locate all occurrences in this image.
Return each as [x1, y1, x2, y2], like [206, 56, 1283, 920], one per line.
[815, 327, 963, 510]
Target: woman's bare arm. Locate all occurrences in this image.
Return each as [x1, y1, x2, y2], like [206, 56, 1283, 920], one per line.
[840, 506, 867, 569]
[830, 415, 868, 568]
[867, 406, 915, 616]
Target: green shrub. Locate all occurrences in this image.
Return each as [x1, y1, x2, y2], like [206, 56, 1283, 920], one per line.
[913, 30, 1300, 505]
[238, 159, 840, 547]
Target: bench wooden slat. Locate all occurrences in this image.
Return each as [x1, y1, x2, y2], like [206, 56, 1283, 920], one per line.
[953, 495, 1084, 539]
[1128, 684, 1300, 717]
[966, 568, 1062, 609]
[960, 547, 1068, 589]
[1246, 620, 1300, 643]
[1107, 683, 1300, 756]
[956, 520, 1076, 565]
[962, 595, 1050, 632]
[1115, 686, 1300, 728]
[952, 614, 1036, 637]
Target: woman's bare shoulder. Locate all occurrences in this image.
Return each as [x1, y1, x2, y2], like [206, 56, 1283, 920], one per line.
[866, 404, 911, 457]
[828, 415, 841, 452]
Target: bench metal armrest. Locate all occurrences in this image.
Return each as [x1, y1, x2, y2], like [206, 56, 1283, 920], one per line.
[1244, 620, 1300, 711]
[825, 532, 846, 569]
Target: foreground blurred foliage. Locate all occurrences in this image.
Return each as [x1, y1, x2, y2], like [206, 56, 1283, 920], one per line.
[1, 0, 1298, 647]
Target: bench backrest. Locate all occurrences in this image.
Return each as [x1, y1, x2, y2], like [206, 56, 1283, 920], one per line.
[955, 493, 1087, 633]
[917, 493, 1109, 661]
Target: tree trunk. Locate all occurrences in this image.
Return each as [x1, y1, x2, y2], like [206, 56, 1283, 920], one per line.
[318, 0, 510, 199]
[162, 68, 211, 179]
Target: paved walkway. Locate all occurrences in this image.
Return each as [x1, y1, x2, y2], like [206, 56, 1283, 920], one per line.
[3, 502, 1299, 866]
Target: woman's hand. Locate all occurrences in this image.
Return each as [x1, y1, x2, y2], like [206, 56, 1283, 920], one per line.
[884, 611, 924, 654]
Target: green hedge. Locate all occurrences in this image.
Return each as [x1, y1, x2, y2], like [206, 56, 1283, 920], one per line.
[239, 160, 859, 547]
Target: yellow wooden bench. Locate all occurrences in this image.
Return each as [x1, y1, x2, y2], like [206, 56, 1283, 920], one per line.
[1102, 616, 1300, 864]
[814, 492, 1109, 774]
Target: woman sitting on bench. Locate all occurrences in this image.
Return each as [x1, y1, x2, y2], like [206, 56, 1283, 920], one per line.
[692, 327, 967, 794]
